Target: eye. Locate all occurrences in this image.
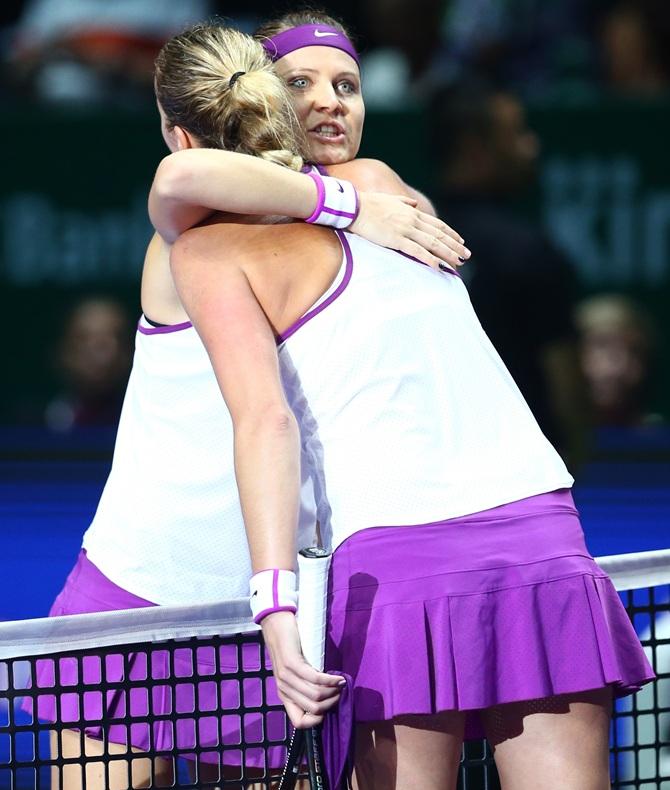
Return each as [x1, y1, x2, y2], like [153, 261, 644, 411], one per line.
[336, 80, 358, 96]
[288, 76, 310, 90]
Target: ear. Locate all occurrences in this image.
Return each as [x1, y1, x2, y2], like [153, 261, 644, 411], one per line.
[173, 125, 199, 151]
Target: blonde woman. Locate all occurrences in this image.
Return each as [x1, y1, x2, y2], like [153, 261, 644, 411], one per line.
[31, 25, 464, 790]
[143, 23, 650, 790]
[148, 11, 470, 268]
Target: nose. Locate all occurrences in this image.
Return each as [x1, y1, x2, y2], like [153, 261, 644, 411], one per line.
[311, 79, 341, 113]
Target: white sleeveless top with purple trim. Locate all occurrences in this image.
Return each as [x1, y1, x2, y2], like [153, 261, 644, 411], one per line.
[82, 317, 317, 606]
[277, 231, 574, 553]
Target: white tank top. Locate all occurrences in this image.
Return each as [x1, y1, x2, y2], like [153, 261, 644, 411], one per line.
[278, 231, 574, 552]
[85, 228, 572, 602]
[82, 317, 317, 605]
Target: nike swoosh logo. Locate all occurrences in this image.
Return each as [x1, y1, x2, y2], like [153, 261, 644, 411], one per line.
[251, 590, 258, 597]
[337, 182, 344, 192]
[314, 30, 338, 37]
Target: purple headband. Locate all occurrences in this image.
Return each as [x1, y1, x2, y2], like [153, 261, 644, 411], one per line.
[262, 24, 360, 66]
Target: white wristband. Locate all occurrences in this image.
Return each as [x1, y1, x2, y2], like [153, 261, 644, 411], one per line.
[305, 171, 359, 229]
[249, 569, 298, 624]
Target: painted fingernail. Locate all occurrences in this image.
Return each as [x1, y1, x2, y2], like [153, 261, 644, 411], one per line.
[458, 256, 466, 263]
[439, 263, 453, 272]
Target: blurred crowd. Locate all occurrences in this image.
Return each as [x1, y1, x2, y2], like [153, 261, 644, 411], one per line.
[0, 0, 667, 461]
[2, 0, 670, 106]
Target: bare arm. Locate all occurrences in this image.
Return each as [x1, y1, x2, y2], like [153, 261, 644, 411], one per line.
[150, 150, 318, 243]
[170, 226, 300, 571]
[150, 149, 470, 267]
[170, 226, 343, 727]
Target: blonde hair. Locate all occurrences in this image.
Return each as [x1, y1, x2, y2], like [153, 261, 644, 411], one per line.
[155, 24, 307, 170]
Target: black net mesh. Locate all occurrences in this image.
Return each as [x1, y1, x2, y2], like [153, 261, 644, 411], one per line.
[1, 583, 668, 789]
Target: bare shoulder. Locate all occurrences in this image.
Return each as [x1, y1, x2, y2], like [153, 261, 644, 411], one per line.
[171, 218, 338, 274]
[328, 158, 408, 194]
[170, 219, 341, 334]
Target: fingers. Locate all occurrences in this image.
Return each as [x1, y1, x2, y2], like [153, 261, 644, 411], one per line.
[386, 203, 470, 266]
[275, 665, 344, 705]
[410, 224, 470, 268]
[395, 238, 453, 271]
[420, 213, 465, 245]
[283, 699, 326, 730]
[276, 673, 342, 730]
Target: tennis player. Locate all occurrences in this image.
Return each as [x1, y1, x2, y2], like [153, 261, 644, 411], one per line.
[31, 24, 466, 790]
[148, 11, 463, 261]
[156, 25, 654, 790]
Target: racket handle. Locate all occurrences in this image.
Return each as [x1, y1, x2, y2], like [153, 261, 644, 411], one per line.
[297, 547, 332, 671]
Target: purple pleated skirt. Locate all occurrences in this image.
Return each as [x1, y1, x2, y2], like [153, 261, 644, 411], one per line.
[30, 488, 654, 767]
[324, 489, 654, 739]
[27, 552, 288, 768]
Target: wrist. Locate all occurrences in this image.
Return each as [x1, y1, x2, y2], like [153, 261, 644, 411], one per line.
[249, 568, 298, 624]
[304, 171, 359, 229]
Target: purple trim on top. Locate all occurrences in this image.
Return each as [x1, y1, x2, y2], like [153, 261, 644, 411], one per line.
[262, 24, 360, 65]
[305, 171, 326, 223]
[253, 605, 298, 625]
[323, 206, 357, 219]
[137, 318, 193, 335]
[277, 229, 353, 344]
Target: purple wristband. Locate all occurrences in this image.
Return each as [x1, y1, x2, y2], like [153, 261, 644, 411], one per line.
[304, 170, 359, 229]
[305, 171, 326, 224]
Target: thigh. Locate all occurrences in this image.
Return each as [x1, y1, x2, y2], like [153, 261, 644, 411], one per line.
[352, 710, 465, 790]
[51, 729, 174, 790]
[481, 688, 612, 790]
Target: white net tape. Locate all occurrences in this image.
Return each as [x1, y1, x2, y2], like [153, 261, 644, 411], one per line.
[0, 548, 668, 661]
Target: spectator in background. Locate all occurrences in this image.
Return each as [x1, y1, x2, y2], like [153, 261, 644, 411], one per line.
[358, 0, 446, 107]
[6, 0, 210, 105]
[440, 0, 601, 100]
[44, 296, 133, 432]
[600, 0, 670, 96]
[576, 294, 662, 427]
[428, 81, 588, 466]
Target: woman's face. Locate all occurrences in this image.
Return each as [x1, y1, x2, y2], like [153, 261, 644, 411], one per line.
[275, 46, 365, 165]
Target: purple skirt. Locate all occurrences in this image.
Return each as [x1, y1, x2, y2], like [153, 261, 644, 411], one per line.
[325, 489, 654, 738]
[28, 552, 288, 768]
[30, 489, 654, 766]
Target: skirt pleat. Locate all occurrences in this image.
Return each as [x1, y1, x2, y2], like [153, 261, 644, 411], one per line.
[324, 491, 655, 736]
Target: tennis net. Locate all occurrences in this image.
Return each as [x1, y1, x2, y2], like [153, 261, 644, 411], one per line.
[1, 549, 669, 789]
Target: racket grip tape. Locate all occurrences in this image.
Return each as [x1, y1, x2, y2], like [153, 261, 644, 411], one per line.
[297, 547, 332, 671]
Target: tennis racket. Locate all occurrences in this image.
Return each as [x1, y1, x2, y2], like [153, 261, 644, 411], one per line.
[277, 546, 332, 790]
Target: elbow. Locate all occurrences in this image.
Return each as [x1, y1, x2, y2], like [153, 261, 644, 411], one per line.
[235, 405, 298, 441]
[153, 153, 189, 202]
[149, 155, 190, 243]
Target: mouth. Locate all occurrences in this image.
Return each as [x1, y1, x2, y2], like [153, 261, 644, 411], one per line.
[309, 121, 346, 144]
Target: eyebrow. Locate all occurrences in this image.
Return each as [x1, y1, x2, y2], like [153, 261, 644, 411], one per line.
[284, 68, 359, 80]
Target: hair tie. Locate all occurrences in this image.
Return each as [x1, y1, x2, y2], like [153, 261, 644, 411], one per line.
[229, 71, 246, 89]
